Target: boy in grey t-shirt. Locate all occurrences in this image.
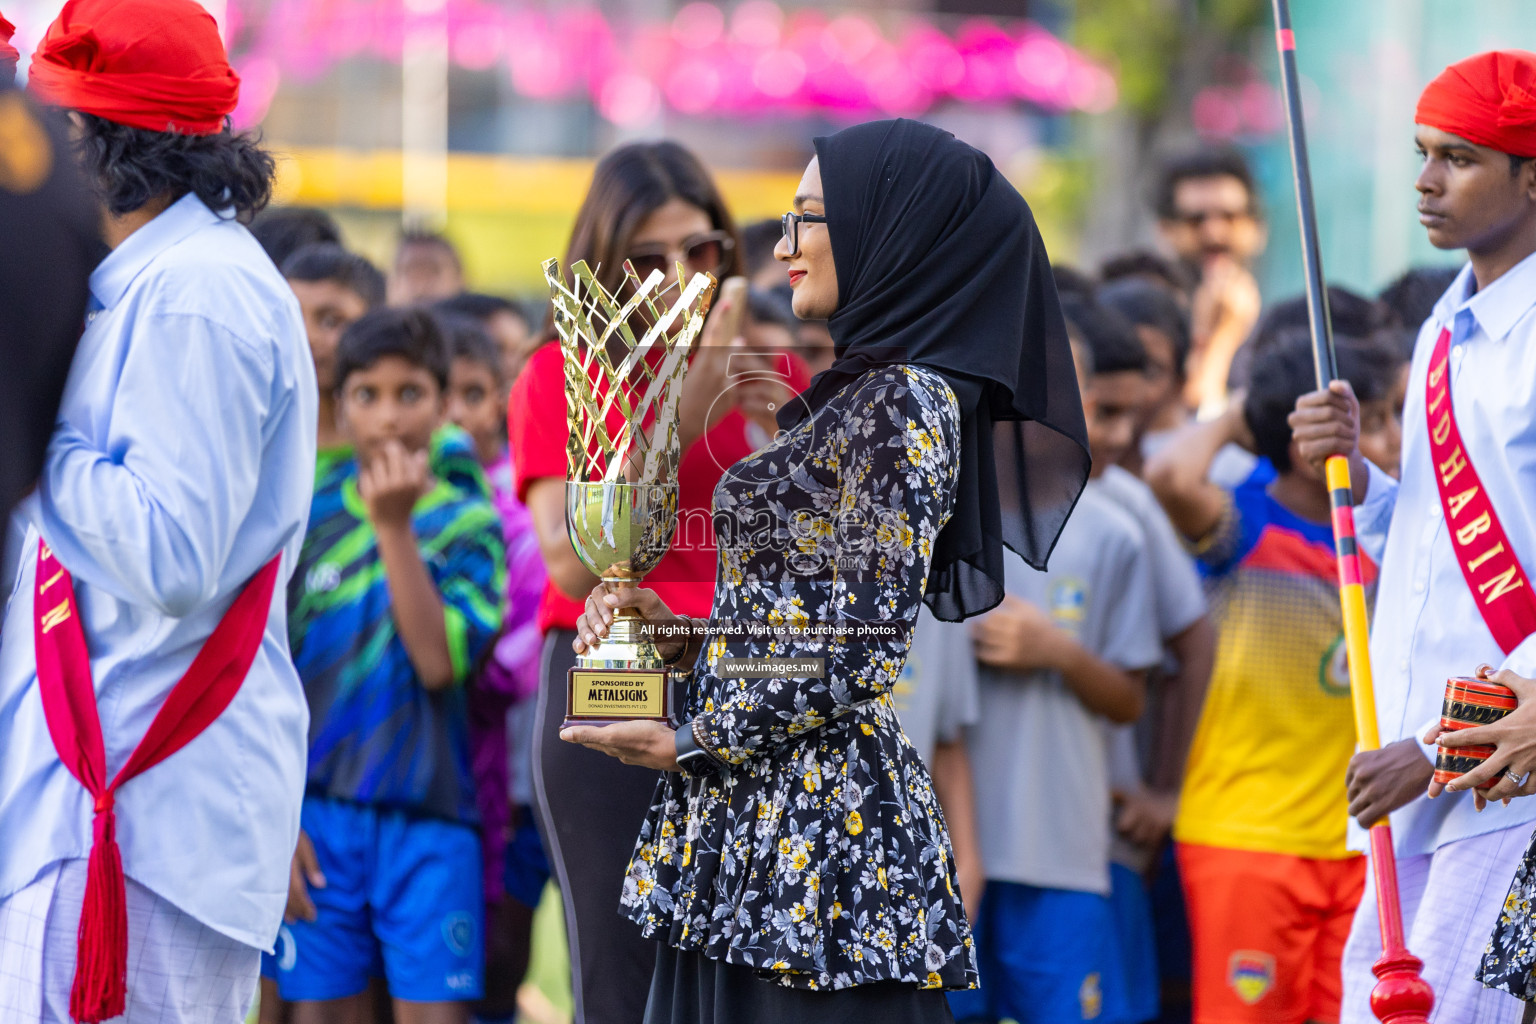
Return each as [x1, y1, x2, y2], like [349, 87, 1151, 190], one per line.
[949, 296, 1165, 1024]
[1067, 297, 1217, 1024]
[949, 482, 1160, 1023]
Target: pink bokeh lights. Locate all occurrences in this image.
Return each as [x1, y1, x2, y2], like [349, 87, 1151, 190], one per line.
[222, 0, 1117, 129]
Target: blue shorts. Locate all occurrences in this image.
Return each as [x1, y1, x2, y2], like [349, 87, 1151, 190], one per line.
[947, 880, 1117, 1024]
[260, 796, 484, 1003]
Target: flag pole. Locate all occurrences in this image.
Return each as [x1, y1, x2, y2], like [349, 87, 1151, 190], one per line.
[1268, 3, 1433, 1021]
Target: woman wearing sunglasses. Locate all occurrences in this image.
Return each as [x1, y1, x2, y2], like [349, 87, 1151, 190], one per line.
[507, 139, 750, 1024]
[562, 119, 1089, 1023]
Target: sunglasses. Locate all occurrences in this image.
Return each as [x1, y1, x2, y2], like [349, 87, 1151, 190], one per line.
[781, 210, 827, 257]
[625, 230, 735, 282]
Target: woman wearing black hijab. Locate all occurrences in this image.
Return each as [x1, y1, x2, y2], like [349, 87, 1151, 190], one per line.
[562, 119, 1089, 1023]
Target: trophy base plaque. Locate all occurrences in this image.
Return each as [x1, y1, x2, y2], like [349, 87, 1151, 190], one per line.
[563, 602, 678, 729]
[565, 667, 673, 728]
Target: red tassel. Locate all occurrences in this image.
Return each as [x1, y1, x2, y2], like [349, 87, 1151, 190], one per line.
[31, 547, 279, 1023]
[70, 797, 127, 1024]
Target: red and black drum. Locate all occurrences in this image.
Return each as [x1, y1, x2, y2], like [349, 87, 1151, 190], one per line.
[1434, 675, 1518, 789]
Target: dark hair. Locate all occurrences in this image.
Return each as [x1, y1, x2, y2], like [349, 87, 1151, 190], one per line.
[742, 218, 783, 279]
[250, 207, 341, 268]
[1051, 264, 1097, 303]
[434, 310, 502, 382]
[1249, 287, 1389, 354]
[1061, 295, 1147, 377]
[281, 243, 385, 309]
[74, 113, 274, 219]
[746, 285, 797, 333]
[1245, 330, 1399, 473]
[1378, 266, 1459, 331]
[334, 307, 449, 393]
[1098, 249, 1197, 296]
[1226, 287, 1390, 392]
[1155, 147, 1258, 220]
[435, 291, 530, 331]
[559, 140, 743, 318]
[397, 230, 462, 271]
[1097, 278, 1191, 373]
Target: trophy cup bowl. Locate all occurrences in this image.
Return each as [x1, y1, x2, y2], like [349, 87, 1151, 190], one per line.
[546, 255, 716, 729]
[567, 479, 678, 675]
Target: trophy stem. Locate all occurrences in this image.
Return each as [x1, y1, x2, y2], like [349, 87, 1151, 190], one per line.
[571, 574, 666, 671]
[602, 604, 663, 669]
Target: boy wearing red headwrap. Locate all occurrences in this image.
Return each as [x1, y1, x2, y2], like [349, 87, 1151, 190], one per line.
[0, 1, 316, 1022]
[1291, 50, 1536, 1023]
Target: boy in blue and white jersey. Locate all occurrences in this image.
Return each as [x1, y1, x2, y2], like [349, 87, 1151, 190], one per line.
[263, 307, 506, 1018]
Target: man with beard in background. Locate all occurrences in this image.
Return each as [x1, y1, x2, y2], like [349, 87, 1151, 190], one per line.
[1155, 148, 1267, 415]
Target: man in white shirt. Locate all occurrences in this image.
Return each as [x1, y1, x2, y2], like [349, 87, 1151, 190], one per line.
[0, 2, 316, 1022]
[1290, 49, 1536, 1024]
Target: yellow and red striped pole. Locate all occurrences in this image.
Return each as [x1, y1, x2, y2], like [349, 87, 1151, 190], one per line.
[1273, 3, 1432, 1020]
[1326, 459, 1433, 1022]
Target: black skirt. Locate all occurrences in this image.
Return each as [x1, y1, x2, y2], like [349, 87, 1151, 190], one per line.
[644, 942, 957, 1024]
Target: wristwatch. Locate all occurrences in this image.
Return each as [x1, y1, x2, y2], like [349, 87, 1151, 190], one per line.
[674, 717, 723, 776]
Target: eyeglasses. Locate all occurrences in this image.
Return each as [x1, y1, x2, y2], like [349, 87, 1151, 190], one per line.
[1171, 207, 1255, 229]
[625, 230, 735, 282]
[781, 211, 827, 257]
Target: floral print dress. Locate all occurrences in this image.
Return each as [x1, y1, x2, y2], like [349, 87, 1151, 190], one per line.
[620, 365, 979, 993]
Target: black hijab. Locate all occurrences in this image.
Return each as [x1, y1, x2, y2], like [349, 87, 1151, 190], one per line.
[0, 92, 95, 519]
[777, 118, 1089, 621]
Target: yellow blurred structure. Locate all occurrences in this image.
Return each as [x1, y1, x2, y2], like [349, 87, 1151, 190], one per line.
[269, 146, 800, 296]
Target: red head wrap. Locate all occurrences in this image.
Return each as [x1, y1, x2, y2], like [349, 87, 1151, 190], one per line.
[27, 0, 239, 135]
[0, 13, 19, 84]
[1416, 50, 1536, 159]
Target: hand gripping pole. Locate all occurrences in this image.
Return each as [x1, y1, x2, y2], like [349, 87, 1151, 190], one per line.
[1271, 3, 1433, 1019]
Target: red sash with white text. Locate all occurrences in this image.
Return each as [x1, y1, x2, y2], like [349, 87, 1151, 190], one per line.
[33, 539, 280, 1023]
[1425, 327, 1536, 654]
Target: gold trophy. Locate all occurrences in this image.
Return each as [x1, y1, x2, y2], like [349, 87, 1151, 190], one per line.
[544, 257, 717, 728]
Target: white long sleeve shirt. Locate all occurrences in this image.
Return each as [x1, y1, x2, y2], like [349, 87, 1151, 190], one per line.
[0, 194, 317, 949]
[1351, 252, 1536, 857]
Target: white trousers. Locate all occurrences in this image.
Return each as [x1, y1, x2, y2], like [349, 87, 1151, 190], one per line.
[1341, 824, 1529, 1024]
[0, 859, 260, 1024]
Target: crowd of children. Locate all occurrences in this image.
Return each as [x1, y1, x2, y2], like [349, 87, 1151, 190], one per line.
[7, 8, 1535, 1022]
[234, 138, 1440, 1024]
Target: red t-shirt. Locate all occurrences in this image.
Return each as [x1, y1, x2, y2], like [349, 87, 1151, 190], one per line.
[509, 341, 758, 632]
